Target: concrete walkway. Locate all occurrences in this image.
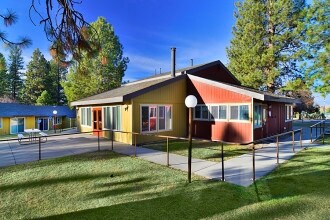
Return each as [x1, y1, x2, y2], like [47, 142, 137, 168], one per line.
[112, 126, 325, 187]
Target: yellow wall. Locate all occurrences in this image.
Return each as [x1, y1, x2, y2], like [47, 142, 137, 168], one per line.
[132, 78, 187, 144]
[25, 116, 36, 129]
[0, 118, 10, 135]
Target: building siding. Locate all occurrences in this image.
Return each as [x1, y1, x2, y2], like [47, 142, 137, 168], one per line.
[188, 79, 253, 143]
[132, 78, 187, 144]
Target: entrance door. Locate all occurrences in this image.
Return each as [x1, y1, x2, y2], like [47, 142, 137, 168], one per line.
[93, 108, 102, 136]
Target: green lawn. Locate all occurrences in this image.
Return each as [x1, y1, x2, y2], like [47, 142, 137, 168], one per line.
[1, 146, 329, 219]
[142, 140, 251, 162]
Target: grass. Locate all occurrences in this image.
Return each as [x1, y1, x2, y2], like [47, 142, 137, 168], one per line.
[0, 146, 329, 219]
[142, 140, 251, 162]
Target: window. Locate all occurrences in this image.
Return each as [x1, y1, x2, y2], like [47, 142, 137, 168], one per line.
[285, 105, 293, 121]
[219, 105, 227, 119]
[141, 105, 172, 132]
[81, 107, 92, 126]
[195, 104, 249, 121]
[210, 105, 227, 120]
[0, 117, 2, 129]
[254, 105, 263, 127]
[230, 106, 239, 120]
[230, 105, 249, 121]
[210, 106, 219, 120]
[53, 117, 61, 124]
[103, 106, 121, 130]
[240, 105, 249, 120]
[194, 105, 209, 120]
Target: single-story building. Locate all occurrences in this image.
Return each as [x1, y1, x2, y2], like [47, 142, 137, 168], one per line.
[0, 103, 76, 135]
[71, 49, 297, 144]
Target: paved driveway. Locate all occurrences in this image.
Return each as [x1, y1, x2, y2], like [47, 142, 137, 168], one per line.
[0, 133, 117, 167]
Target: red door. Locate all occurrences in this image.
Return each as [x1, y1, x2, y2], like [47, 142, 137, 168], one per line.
[93, 108, 103, 136]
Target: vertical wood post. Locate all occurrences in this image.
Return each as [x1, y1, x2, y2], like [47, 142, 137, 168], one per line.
[292, 131, 295, 153]
[38, 137, 41, 160]
[276, 136, 279, 164]
[166, 137, 169, 167]
[252, 143, 256, 182]
[300, 129, 303, 149]
[134, 133, 137, 157]
[97, 131, 100, 151]
[221, 142, 224, 181]
[323, 124, 325, 145]
[111, 130, 114, 150]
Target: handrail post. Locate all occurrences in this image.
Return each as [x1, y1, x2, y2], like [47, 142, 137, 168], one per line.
[166, 137, 169, 166]
[276, 136, 279, 164]
[292, 131, 295, 153]
[134, 133, 137, 157]
[38, 137, 41, 160]
[111, 130, 114, 151]
[98, 131, 100, 151]
[323, 124, 325, 144]
[221, 142, 224, 181]
[300, 129, 303, 148]
[252, 143, 255, 182]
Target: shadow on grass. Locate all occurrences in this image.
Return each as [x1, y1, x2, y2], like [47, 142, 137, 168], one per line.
[40, 181, 254, 220]
[0, 150, 127, 171]
[0, 172, 126, 192]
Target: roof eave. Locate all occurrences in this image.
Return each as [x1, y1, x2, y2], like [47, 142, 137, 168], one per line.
[70, 96, 123, 107]
[264, 95, 300, 104]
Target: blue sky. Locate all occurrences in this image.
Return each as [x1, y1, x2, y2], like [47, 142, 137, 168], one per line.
[0, 0, 328, 105]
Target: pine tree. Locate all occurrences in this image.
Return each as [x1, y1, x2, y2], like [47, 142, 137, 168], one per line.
[227, 0, 307, 93]
[7, 46, 24, 100]
[20, 49, 50, 104]
[62, 17, 129, 103]
[48, 59, 68, 105]
[0, 53, 8, 97]
[305, 0, 330, 97]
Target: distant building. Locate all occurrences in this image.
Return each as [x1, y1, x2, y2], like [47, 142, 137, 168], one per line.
[0, 104, 76, 135]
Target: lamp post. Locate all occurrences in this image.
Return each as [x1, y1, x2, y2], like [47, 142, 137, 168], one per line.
[185, 95, 197, 183]
[53, 110, 57, 133]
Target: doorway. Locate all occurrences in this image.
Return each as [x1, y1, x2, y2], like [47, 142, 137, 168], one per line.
[38, 118, 49, 131]
[93, 108, 102, 136]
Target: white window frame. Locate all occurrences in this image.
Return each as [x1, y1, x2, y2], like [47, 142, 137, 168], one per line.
[103, 106, 122, 131]
[81, 107, 92, 127]
[140, 104, 172, 133]
[285, 105, 293, 121]
[228, 104, 250, 122]
[209, 104, 227, 121]
[194, 103, 250, 123]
